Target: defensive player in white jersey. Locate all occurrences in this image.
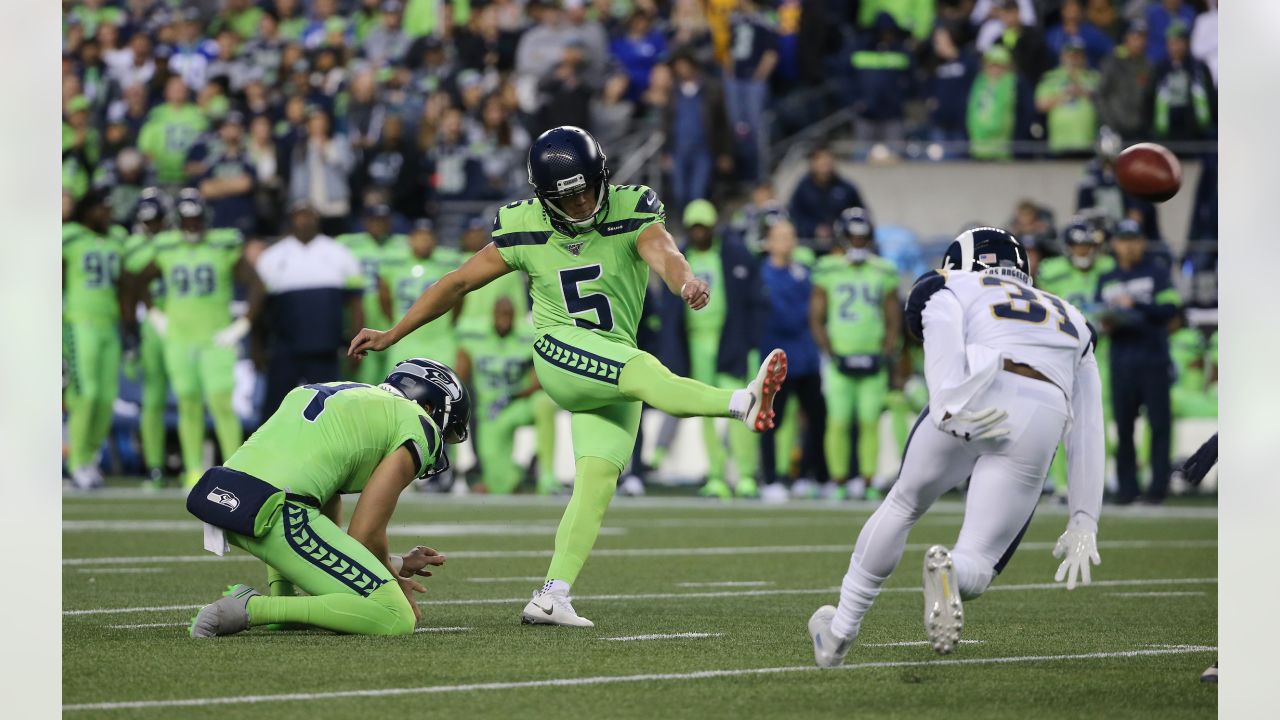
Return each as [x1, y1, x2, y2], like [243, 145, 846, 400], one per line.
[808, 227, 1105, 666]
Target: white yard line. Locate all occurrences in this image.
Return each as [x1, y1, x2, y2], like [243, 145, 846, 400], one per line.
[61, 645, 1217, 712]
[1111, 591, 1207, 598]
[676, 581, 773, 588]
[61, 539, 1218, 566]
[467, 577, 547, 583]
[413, 627, 471, 633]
[63, 577, 1218, 617]
[108, 623, 472, 632]
[601, 633, 722, 642]
[62, 520, 623, 537]
[75, 568, 165, 574]
[863, 640, 984, 648]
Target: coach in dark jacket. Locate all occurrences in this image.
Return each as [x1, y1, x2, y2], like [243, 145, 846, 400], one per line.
[663, 50, 733, 214]
[788, 146, 866, 247]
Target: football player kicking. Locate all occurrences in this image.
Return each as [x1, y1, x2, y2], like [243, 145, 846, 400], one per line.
[808, 228, 1105, 666]
[188, 359, 468, 637]
[350, 126, 788, 627]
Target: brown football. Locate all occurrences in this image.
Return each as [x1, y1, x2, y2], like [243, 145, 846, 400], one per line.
[1115, 143, 1182, 202]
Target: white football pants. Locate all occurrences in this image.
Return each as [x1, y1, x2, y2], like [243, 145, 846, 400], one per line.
[831, 371, 1069, 639]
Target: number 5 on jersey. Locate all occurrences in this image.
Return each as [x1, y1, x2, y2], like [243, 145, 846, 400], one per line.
[559, 265, 614, 332]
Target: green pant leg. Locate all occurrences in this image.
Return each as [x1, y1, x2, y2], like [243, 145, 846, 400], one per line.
[544, 402, 640, 584]
[854, 371, 889, 480]
[231, 502, 415, 636]
[689, 336, 726, 481]
[199, 344, 242, 462]
[532, 391, 558, 485]
[824, 368, 856, 481]
[164, 339, 206, 476]
[139, 324, 168, 471]
[83, 325, 121, 469]
[481, 397, 537, 494]
[64, 321, 104, 469]
[887, 390, 909, 457]
[775, 398, 799, 477]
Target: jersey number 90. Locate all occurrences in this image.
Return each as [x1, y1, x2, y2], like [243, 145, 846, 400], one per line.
[559, 265, 614, 332]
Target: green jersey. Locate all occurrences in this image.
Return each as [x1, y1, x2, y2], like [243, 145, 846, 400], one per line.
[337, 232, 410, 328]
[137, 103, 209, 184]
[456, 270, 528, 340]
[492, 185, 666, 348]
[63, 222, 126, 324]
[382, 248, 462, 342]
[151, 229, 243, 342]
[123, 232, 167, 311]
[1170, 327, 1206, 389]
[463, 329, 536, 405]
[685, 242, 726, 335]
[226, 383, 442, 501]
[813, 254, 899, 355]
[1037, 255, 1115, 319]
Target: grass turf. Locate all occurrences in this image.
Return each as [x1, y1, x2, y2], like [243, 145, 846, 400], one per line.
[63, 490, 1217, 719]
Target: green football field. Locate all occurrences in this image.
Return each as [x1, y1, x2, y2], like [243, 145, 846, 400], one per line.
[62, 489, 1217, 719]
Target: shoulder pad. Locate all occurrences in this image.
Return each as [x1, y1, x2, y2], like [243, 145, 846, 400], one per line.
[61, 223, 84, 246]
[208, 229, 244, 248]
[904, 270, 950, 343]
[621, 184, 664, 217]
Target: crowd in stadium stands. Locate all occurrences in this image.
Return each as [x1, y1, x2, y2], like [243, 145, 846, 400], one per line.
[61, 0, 1217, 503]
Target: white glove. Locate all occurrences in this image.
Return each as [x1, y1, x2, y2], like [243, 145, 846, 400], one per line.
[1053, 528, 1101, 590]
[939, 407, 1010, 441]
[213, 317, 251, 348]
[146, 309, 168, 337]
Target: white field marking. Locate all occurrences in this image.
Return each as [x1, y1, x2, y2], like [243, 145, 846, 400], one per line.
[676, 581, 773, 588]
[74, 568, 165, 574]
[61, 520, 623, 537]
[601, 632, 722, 642]
[63, 577, 1218, 617]
[467, 576, 547, 583]
[413, 626, 471, 633]
[60, 538, 1218, 567]
[107, 622, 187, 629]
[863, 640, 984, 648]
[1111, 591, 1207, 598]
[61, 645, 1218, 712]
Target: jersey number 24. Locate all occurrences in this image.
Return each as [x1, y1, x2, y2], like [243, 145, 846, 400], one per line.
[982, 276, 1078, 339]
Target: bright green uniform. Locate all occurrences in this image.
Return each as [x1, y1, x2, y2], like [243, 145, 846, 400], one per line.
[223, 383, 440, 636]
[814, 253, 898, 482]
[63, 222, 126, 471]
[382, 248, 463, 366]
[123, 232, 170, 473]
[462, 329, 557, 494]
[490, 185, 740, 585]
[136, 103, 208, 185]
[1170, 327, 1217, 418]
[338, 231, 410, 384]
[685, 240, 757, 494]
[1037, 254, 1115, 492]
[151, 229, 246, 481]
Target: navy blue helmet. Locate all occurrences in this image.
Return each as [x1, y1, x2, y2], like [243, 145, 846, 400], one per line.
[941, 227, 1030, 277]
[383, 358, 471, 445]
[527, 126, 610, 236]
[1062, 218, 1102, 247]
[134, 187, 168, 227]
[835, 206, 873, 240]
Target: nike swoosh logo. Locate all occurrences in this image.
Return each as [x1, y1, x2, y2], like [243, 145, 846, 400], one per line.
[535, 600, 554, 615]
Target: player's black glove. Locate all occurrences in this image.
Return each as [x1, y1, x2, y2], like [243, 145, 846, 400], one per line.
[1181, 433, 1218, 487]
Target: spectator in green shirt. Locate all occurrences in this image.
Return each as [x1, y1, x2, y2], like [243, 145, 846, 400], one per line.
[967, 46, 1018, 160]
[1035, 38, 1100, 156]
[137, 76, 209, 186]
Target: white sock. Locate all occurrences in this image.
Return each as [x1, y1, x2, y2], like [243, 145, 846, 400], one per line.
[539, 579, 570, 596]
[728, 389, 753, 419]
[831, 556, 887, 640]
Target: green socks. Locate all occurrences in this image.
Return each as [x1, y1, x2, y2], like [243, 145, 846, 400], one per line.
[618, 353, 735, 419]
[545, 456, 619, 585]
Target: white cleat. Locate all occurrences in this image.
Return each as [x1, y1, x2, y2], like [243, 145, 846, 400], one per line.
[808, 605, 854, 668]
[759, 482, 790, 504]
[923, 545, 964, 655]
[736, 349, 788, 433]
[521, 588, 595, 628]
[71, 466, 97, 491]
[190, 584, 260, 638]
[618, 474, 646, 497]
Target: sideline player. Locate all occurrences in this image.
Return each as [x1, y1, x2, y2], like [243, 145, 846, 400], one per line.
[337, 204, 408, 386]
[122, 189, 172, 486]
[187, 359, 468, 637]
[808, 227, 1105, 666]
[350, 126, 787, 627]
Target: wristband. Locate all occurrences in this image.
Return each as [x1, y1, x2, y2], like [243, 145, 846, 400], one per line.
[390, 555, 404, 575]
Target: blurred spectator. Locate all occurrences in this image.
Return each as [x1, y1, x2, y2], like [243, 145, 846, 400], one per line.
[857, 0, 936, 43]
[514, 3, 575, 114]
[669, 0, 715, 66]
[1151, 22, 1215, 143]
[1035, 39, 1099, 156]
[454, 4, 520, 74]
[1190, 0, 1217, 86]
[169, 8, 216, 91]
[1076, 129, 1155, 236]
[725, 1, 779, 181]
[563, 0, 611, 87]
[967, 46, 1019, 160]
[288, 108, 355, 236]
[243, 11, 287, 86]
[95, 148, 149, 226]
[788, 147, 866, 245]
[850, 13, 913, 156]
[758, 219, 828, 496]
[362, 1, 412, 67]
[472, 94, 533, 199]
[68, 0, 125, 37]
[247, 114, 282, 234]
[301, 0, 352, 50]
[730, 182, 786, 255]
[1143, 0, 1196, 65]
[107, 83, 151, 147]
[664, 52, 731, 213]
[74, 38, 112, 115]
[275, 0, 309, 42]
[255, 201, 365, 417]
[976, 0, 1052, 84]
[1008, 198, 1056, 251]
[345, 70, 385, 153]
[210, 0, 265, 40]
[63, 95, 102, 168]
[403, 0, 467, 40]
[611, 11, 668, 105]
[1097, 20, 1153, 140]
[431, 108, 488, 200]
[355, 113, 427, 220]
[137, 76, 208, 186]
[199, 112, 258, 236]
[534, 46, 594, 137]
[107, 32, 156, 89]
[590, 73, 635, 151]
[207, 29, 254, 94]
[1045, 0, 1113, 68]
[1085, 0, 1123, 40]
[925, 25, 979, 156]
